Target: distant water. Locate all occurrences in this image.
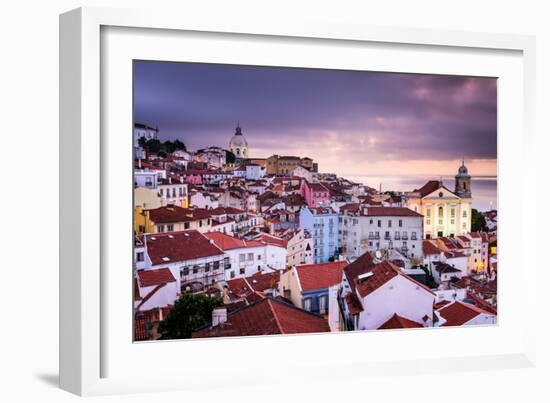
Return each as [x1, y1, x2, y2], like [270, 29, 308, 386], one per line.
[346, 175, 497, 212]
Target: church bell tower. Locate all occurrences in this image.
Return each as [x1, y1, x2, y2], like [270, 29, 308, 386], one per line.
[455, 160, 471, 198]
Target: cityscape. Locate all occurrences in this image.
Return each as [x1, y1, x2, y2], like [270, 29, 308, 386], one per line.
[133, 62, 498, 341]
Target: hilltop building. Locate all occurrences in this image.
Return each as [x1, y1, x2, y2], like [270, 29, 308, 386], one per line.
[404, 162, 472, 239]
[229, 124, 248, 160]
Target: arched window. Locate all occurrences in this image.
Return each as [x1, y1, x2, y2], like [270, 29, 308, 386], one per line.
[438, 206, 444, 217]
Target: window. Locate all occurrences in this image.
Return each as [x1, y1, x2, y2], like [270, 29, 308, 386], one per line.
[369, 219, 373, 224]
[204, 262, 210, 272]
[319, 295, 327, 314]
[136, 252, 144, 262]
[230, 271, 235, 279]
[247, 253, 254, 261]
[184, 222, 190, 230]
[193, 266, 199, 274]
[398, 219, 403, 227]
[172, 188, 176, 197]
[239, 268, 245, 275]
[426, 208, 431, 217]
[303, 298, 311, 311]
[181, 267, 189, 276]
[167, 224, 174, 232]
[159, 189, 164, 196]
[377, 220, 381, 227]
[388, 220, 392, 228]
[157, 225, 165, 233]
[239, 253, 245, 263]
[463, 210, 467, 218]
[213, 261, 220, 270]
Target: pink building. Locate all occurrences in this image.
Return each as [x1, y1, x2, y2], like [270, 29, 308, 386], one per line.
[183, 173, 203, 185]
[300, 180, 330, 208]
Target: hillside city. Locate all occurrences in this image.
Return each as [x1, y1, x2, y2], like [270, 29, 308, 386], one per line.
[133, 123, 498, 340]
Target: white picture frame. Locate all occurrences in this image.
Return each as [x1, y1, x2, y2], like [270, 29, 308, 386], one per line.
[60, 6, 537, 396]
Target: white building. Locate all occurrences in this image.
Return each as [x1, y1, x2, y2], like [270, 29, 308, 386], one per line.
[285, 229, 314, 266]
[339, 205, 424, 260]
[158, 179, 188, 207]
[245, 164, 266, 180]
[204, 232, 287, 280]
[134, 268, 178, 311]
[189, 190, 220, 209]
[134, 170, 158, 189]
[134, 123, 158, 147]
[339, 255, 435, 331]
[435, 300, 496, 327]
[195, 146, 227, 169]
[140, 230, 226, 293]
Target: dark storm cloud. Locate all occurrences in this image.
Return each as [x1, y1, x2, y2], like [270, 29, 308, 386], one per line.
[133, 61, 497, 162]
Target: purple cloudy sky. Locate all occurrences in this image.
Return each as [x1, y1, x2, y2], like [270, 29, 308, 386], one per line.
[134, 61, 497, 178]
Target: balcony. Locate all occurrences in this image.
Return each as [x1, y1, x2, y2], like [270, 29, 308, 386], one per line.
[411, 235, 417, 241]
[384, 234, 391, 240]
[394, 234, 401, 240]
[402, 234, 408, 240]
[401, 246, 409, 253]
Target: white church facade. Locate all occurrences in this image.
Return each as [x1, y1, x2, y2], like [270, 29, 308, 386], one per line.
[404, 162, 472, 239]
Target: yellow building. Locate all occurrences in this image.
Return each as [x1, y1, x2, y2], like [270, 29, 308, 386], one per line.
[266, 154, 315, 175]
[405, 162, 472, 239]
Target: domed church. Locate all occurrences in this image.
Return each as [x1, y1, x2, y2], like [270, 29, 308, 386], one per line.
[228, 124, 248, 160]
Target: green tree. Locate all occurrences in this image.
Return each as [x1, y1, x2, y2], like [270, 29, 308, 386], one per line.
[143, 139, 162, 154]
[173, 139, 187, 151]
[137, 136, 148, 148]
[163, 140, 176, 154]
[225, 150, 236, 164]
[471, 208, 487, 232]
[419, 264, 438, 289]
[158, 293, 223, 339]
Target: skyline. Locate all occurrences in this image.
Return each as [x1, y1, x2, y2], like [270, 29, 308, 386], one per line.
[134, 61, 497, 178]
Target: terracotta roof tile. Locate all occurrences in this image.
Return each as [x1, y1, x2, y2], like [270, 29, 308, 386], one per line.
[295, 261, 347, 291]
[378, 313, 424, 329]
[192, 298, 329, 338]
[137, 268, 176, 287]
[145, 230, 224, 265]
[204, 232, 264, 250]
[438, 301, 494, 327]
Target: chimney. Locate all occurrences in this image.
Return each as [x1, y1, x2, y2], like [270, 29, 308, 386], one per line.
[211, 307, 227, 327]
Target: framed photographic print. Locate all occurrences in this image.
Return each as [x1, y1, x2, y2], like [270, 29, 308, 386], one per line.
[60, 7, 537, 396]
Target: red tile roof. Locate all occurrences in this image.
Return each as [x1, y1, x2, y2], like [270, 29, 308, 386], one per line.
[295, 261, 347, 291]
[355, 260, 400, 298]
[438, 301, 494, 327]
[204, 232, 264, 250]
[343, 252, 377, 289]
[145, 230, 224, 265]
[306, 181, 329, 193]
[147, 205, 195, 224]
[209, 207, 245, 215]
[378, 313, 424, 330]
[137, 268, 176, 287]
[192, 298, 329, 338]
[344, 255, 435, 298]
[361, 207, 423, 217]
[413, 180, 455, 198]
[345, 292, 363, 315]
[246, 271, 280, 293]
[255, 233, 288, 248]
[423, 240, 442, 255]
